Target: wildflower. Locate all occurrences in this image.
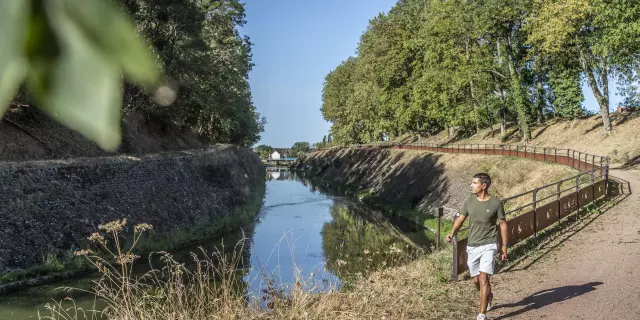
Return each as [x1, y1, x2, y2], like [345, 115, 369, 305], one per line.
[134, 223, 153, 233]
[363, 249, 370, 255]
[88, 232, 106, 245]
[74, 249, 94, 256]
[116, 253, 140, 265]
[99, 218, 127, 233]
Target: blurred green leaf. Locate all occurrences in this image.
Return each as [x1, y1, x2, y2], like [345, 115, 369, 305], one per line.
[0, 0, 29, 117]
[23, 0, 60, 99]
[60, 0, 160, 86]
[26, 0, 122, 151]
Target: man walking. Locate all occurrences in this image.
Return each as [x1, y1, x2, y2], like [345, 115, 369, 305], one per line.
[446, 173, 509, 320]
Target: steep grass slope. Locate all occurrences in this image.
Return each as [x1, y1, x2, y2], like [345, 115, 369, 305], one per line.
[415, 113, 640, 168]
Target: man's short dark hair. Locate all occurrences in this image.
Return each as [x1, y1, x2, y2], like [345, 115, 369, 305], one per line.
[474, 172, 492, 189]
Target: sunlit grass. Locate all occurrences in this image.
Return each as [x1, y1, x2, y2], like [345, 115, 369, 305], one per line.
[38, 219, 476, 320]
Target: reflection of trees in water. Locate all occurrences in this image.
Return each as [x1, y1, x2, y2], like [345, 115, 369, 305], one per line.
[321, 203, 433, 278]
[263, 168, 435, 280]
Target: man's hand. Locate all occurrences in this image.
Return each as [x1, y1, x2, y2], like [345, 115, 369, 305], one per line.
[445, 233, 454, 242]
[501, 246, 508, 261]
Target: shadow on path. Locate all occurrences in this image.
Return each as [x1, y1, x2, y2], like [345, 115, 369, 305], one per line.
[493, 282, 603, 319]
[498, 176, 631, 273]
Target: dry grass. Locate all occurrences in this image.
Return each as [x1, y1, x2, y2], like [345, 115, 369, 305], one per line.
[418, 114, 640, 167]
[38, 220, 478, 320]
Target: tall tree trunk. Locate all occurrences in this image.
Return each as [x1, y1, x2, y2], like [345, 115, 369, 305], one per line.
[470, 80, 479, 133]
[580, 51, 612, 133]
[499, 88, 508, 137]
[485, 102, 495, 137]
[536, 69, 545, 125]
[505, 41, 531, 142]
[495, 40, 508, 139]
[467, 39, 480, 133]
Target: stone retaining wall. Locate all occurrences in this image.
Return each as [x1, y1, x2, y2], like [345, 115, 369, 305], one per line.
[0, 145, 264, 271]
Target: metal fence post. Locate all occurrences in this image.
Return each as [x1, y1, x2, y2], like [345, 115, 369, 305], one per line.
[591, 169, 596, 203]
[451, 235, 459, 281]
[605, 157, 610, 195]
[557, 182, 562, 220]
[436, 207, 443, 250]
[575, 175, 581, 211]
[533, 190, 538, 237]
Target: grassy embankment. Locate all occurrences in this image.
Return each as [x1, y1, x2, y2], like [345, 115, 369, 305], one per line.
[416, 114, 640, 168]
[302, 148, 580, 231]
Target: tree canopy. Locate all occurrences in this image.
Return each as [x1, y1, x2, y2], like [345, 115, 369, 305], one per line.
[321, 0, 640, 145]
[2, 0, 264, 150]
[290, 141, 311, 157]
[253, 144, 273, 159]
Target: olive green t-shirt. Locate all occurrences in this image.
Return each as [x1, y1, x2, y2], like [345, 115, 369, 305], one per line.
[460, 195, 506, 247]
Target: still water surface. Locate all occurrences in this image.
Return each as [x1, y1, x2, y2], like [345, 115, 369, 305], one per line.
[0, 168, 433, 319]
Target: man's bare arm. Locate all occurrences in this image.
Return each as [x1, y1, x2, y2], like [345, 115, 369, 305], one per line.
[445, 215, 467, 242]
[499, 219, 508, 260]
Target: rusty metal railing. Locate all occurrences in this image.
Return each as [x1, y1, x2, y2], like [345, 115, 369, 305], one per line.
[319, 141, 610, 280]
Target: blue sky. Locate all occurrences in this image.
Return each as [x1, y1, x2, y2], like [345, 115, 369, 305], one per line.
[242, 1, 622, 148]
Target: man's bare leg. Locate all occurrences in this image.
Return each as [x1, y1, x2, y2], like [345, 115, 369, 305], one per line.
[474, 276, 493, 307]
[478, 272, 492, 314]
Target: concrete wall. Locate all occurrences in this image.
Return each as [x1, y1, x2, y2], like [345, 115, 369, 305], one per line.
[0, 145, 264, 271]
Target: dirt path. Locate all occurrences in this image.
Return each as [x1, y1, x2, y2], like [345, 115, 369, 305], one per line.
[488, 169, 640, 319]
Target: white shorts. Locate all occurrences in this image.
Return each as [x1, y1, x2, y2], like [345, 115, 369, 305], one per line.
[466, 243, 498, 277]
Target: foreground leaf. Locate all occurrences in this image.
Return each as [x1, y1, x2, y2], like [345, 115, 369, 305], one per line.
[61, 0, 160, 86]
[0, 0, 29, 117]
[26, 0, 122, 151]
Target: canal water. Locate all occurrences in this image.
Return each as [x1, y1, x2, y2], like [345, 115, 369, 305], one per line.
[0, 168, 434, 319]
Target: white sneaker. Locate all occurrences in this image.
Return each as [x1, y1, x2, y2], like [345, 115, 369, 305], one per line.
[477, 314, 488, 320]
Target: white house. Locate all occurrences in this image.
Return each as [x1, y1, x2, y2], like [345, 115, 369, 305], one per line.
[270, 150, 281, 160]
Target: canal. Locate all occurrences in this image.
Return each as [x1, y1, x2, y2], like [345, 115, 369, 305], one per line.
[0, 168, 434, 319]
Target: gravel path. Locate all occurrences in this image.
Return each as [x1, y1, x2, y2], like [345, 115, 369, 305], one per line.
[487, 169, 640, 319]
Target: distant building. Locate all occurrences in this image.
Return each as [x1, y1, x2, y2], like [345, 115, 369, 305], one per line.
[269, 148, 291, 160]
[616, 106, 638, 113]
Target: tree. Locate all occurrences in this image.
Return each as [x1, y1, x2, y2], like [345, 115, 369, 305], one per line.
[548, 57, 585, 120]
[290, 141, 310, 156]
[527, 0, 640, 133]
[321, 0, 640, 144]
[118, 0, 265, 146]
[253, 144, 273, 159]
